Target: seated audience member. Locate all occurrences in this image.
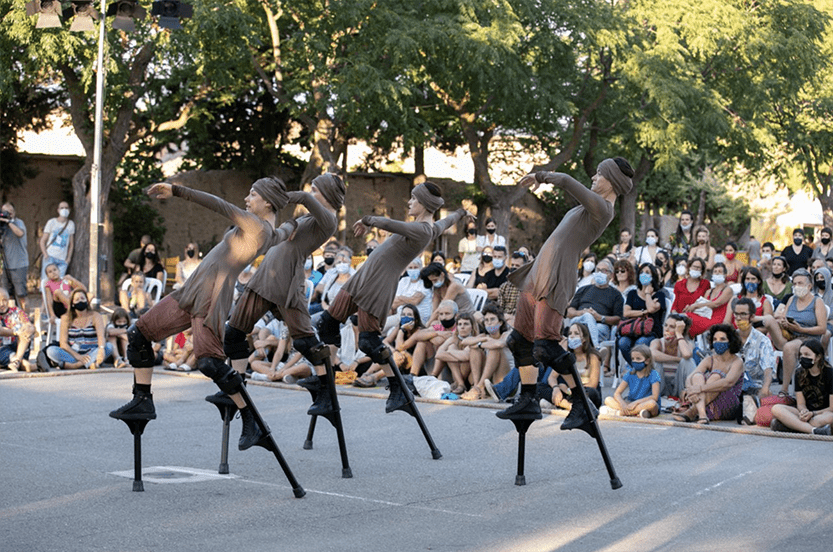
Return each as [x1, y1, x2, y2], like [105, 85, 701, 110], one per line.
[174, 242, 201, 290]
[813, 227, 833, 264]
[576, 252, 597, 289]
[781, 228, 813, 276]
[654, 249, 674, 288]
[631, 228, 661, 266]
[758, 242, 775, 279]
[671, 257, 688, 287]
[120, 272, 154, 318]
[544, 322, 602, 410]
[386, 258, 433, 333]
[403, 299, 458, 378]
[733, 298, 775, 425]
[496, 251, 526, 326]
[460, 304, 511, 400]
[672, 257, 710, 314]
[0, 288, 35, 371]
[618, 263, 665, 364]
[767, 269, 828, 394]
[761, 256, 792, 308]
[477, 246, 509, 301]
[467, 246, 494, 289]
[674, 324, 744, 424]
[431, 250, 447, 268]
[683, 262, 734, 337]
[248, 313, 287, 369]
[354, 304, 424, 387]
[46, 289, 113, 370]
[138, 242, 165, 282]
[106, 307, 131, 369]
[770, 338, 833, 435]
[43, 262, 86, 325]
[689, 226, 717, 271]
[517, 245, 534, 263]
[163, 329, 195, 372]
[603, 345, 660, 418]
[611, 228, 633, 261]
[315, 241, 339, 274]
[316, 248, 355, 312]
[612, 259, 636, 297]
[722, 241, 744, 283]
[813, 267, 833, 342]
[650, 314, 695, 398]
[435, 313, 482, 395]
[564, 258, 623, 348]
[420, 262, 475, 322]
[738, 266, 774, 322]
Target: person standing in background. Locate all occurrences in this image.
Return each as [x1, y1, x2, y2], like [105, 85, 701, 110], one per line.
[39, 201, 75, 278]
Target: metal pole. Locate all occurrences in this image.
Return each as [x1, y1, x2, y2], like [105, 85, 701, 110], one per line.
[89, 0, 106, 308]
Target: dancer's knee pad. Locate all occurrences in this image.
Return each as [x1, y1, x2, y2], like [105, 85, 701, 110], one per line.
[223, 323, 250, 360]
[533, 338, 573, 375]
[197, 357, 244, 395]
[506, 329, 534, 366]
[293, 335, 329, 365]
[358, 331, 389, 364]
[126, 324, 155, 368]
[317, 311, 342, 347]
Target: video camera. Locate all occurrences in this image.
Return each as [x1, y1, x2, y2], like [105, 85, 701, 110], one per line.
[0, 211, 12, 227]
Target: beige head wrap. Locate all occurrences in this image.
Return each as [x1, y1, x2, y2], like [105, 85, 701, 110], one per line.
[412, 182, 444, 213]
[313, 173, 345, 210]
[598, 158, 633, 196]
[252, 177, 289, 211]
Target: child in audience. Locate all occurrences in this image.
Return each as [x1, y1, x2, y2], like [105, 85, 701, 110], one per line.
[603, 345, 661, 418]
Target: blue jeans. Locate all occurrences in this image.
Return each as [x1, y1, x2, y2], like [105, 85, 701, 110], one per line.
[565, 312, 611, 348]
[618, 335, 654, 365]
[47, 343, 114, 368]
[493, 363, 548, 400]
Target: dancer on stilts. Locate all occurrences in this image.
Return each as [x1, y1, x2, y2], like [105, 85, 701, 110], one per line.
[315, 182, 472, 416]
[499, 158, 633, 485]
[109, 177, 293, 451]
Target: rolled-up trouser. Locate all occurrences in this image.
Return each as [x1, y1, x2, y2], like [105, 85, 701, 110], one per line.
[136, 295, 224, 359]
[513, 291, 563, 343]
[227, 288, 316, 340]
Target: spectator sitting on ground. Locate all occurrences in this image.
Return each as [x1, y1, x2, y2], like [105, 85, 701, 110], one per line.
[403, 299, 458, 380]
[247, 313, 287, 370]
[674, 324, 744, 424]
[174, 242, 201, 290]
[163, 329, 195, 372]
[106, 307, 131, 369]
[813, 227, 833, 266]
[611, 228, 633, 261]
[722, 241, 745, 283]
[782, 228, 813, 276]
[564, 258, 623, 348]
[120, 272, 153, 318]
[384, 258, 433, 334]
[650, 314, 695, 398]
[43, 262, 86, 326]
[612, 258, 636, 297]
[770, 338, 833, 435]
[619, 262, 665, 364]
[496, 251, 527, 327]
[315, 242, 339, 276]
[733, 297, 775, 424]
[460, 304, 511, 400]
[435, 313, 482, 395]
[354, 303, 425, 388]
[603, 344, 660, 418]
[761, 255, 792, 308]
[476, 217, 505, 251]
[0, 288, 35, 371]
[138, 242, 165, 283]
[467, 246, 494, 289]
[39, 200, 75, 278]
[46, 289, 113, 370]
[810, 257, 826, 276]
[632, 228, 661, 266]
[671, 257, 710, 314]
[477, 245, 509, 301]
[458, 222, 480, 274]
[576, 251, 597, 289]
[683, 262, 734, 337]
[543, 322, 602, 411]
[758, 242, 775, 279]
[689, 226, 717, 271]
[420, 262, 475, 322]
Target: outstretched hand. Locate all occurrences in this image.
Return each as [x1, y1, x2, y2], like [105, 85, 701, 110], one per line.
[147, 182, 173, 199]
[462, 210, 476, 225]
[519, 173, 538, 188]
[352, 219, 368, 238]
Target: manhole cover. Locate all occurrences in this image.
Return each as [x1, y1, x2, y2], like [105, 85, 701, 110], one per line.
[109, 466, 239, 485]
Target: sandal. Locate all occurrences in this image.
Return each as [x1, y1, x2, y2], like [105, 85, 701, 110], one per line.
[696, 417, 710, 425]
[460, 387, 482, 401]
[450, 383, 466, 395]
[672, 411, 695, 423]
[352, 374, 377, 388]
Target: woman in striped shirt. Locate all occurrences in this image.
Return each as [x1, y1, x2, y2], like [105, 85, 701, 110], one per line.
[46, 289, 113, 369]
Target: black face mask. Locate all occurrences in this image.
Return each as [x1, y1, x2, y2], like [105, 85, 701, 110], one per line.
[482, 255, 493, 264]
[366, 248, 374, 256]
[799, 356, 815, 369]
[823, 237, 831, 245]
[794, 237, 803, 246]
[440, 317, 456, 329]
[186, 249, 195, 258]
[73, 301, 88, 312]
[486, 227, 496, 234]
[323, 257, 335, 266]
[816, 279, 825, 290]
[655, 259, 664, 268]
[145, 252, 156, 260]
[467, 228, 476, 236]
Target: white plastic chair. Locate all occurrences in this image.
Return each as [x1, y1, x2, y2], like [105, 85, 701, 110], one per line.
[466, 288, 488, 312]
[39, 279, 59, 345]
[454, 273, 471, 286]
[121, 277, 164, 304]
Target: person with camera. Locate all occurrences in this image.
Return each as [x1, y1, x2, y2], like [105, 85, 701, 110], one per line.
[0, 203, 29, 312]
[39, 201, 75, 278]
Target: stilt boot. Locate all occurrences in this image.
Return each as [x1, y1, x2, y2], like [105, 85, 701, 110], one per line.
[205, 390, 237, 409]
[110, 385, 157, 421]
[496, 384, 542, 421]
[238, 406, 264, 451]
[307, 373, 336, 416]
[561, 393, 598, 436]
[385, 376, 409, 414]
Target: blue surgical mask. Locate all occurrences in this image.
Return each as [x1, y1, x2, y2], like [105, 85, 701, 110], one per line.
[567, 337, 582, 350]
[645, 236, 658, 246]
[336, 262, 350, 274]
[631, 361, 646, 372]
[744, 282, 758, 293]
[638, 273, 653, 286]
[713, 341, 730, 355]
[712, 274, 725, 285]
[433, 278, 445, 288]
[407, 268, 420, 280]
[304, 259, 313, 271]
[485, 324, 500, 334]
[493, 259, 505, 269]
[400, 316, 414, 327]
[593, 272, 608, 286]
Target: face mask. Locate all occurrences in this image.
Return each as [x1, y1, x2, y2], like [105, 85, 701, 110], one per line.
[631, 361, 646, 372]
[440, 317, 456, 329]
[145, 252, 156, 259]
[114, 322, 128, 329]
[485, 324, 501, 334]
[689, 269, 702, 279]
[772, 269, 783, 278]
[323, 257, 335, 266]
[793, 285, 809, 298]
[493, 259, 505, 269]
[400, 316, 414, 328]
[407, 268, 420, 280]
[761, 252, 772, 260]
[823, 237, 831, 245]
[433, 278, 445, 288]
[745, 282, 758, 293]
[676, 265, 687, 276]
[486, 227, 496, 234]
[593, 272, 608, 286]
[366, 247, 374, 256]
[467, 228, 476, 236]
[712, 274, 725, 285]
[794, 237, 803, 246]
[736, 319, 751, 332]
[680, 223, 692, 232]
[482, 255, 493, 264]
[725, 252, 735, 260]
[656, 258, 664, 268]
[583, 261, 596, 273]
[567, 337, 582, 350]
[508, 267, 517, 273]
[304, 259, 313, 271]
[713, 341, 729, 355]
[639, 273, 653, 286]
[646, 236, 658, 246]
[799, 356, 815, 369]
[59, 208, 70, 218]
[816, 279, 826, 290]
[335, 262, 350, 274]
[73, 301, 89, 312]
[186, 249, 195, 258]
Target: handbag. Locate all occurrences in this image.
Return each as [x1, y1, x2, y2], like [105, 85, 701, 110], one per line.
[754, 393, 796, 427]
[618, 316, 654, 338]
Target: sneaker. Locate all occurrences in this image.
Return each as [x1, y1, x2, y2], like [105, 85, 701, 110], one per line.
[599, 405, 621, 416]
[496, 393, 543, 421]
[561, 398, 598, 434]
[166, 362, 178, 371]
[178, 364, 193, 372]
[238, 407, 264, 450]
[484, 379, 501, 402]
[770, 418, 788, 432]
[812, 424, 832, 436]
[639, 409, 652, 419]
[283, 374, 298, 385]
[109, 390, 157, 421]
[250, 372, 268, 381]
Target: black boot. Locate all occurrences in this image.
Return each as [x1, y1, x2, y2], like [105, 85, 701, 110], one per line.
[238, 406, 264, 450]
[307, 374, 335, 416]
[298, 374, 322, 395]
[496, 384, 542, 421]
[561, 393, 598, 435]
[110, 386, 157, 421]
[385, 377, 409, 413]
[205, 390, 237, 409]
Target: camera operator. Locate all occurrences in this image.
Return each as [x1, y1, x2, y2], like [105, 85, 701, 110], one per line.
[0, 203, 30, 312]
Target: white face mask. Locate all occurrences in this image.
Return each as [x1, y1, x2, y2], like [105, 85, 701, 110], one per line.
[492, 259, 505, 269]
[793, 285, 809, 298]
[645, 236, 658, 246]
[712, 274, 725, 285]
[304, 259, 313, 271]
[593, 271, 608, 286]
[583, 261, 596, 273]
[680, 223, 692, 231]
[336, 262, 350, 274]
[689, 269, 702, 279]
[761, 252, 772, 260]
[407, 268, 420, 280]
[59, 208, 70, 218]
[676, 265, 687, 276]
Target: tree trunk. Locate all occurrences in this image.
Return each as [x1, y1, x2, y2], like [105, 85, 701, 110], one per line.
[696, 189, 707, 227]
[619, 155, 651, 237]
[414, 144, 425, 184]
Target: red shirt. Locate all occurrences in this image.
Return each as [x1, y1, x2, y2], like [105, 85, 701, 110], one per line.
[672, 278, 711, 313]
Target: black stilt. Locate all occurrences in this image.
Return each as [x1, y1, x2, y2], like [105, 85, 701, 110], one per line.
[117, 418, 151, 492]
[567, 364, 622, 490]
[511, 419, 534, 486]
[301, 353, 352, 478]
[236, 385, 306, 498]
[382, 350, 442, 460]
[207, 401, 237, 475]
